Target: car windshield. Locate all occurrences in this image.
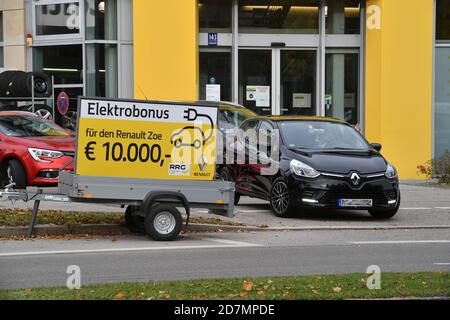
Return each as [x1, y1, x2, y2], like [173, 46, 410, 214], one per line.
[219, 108, 256, 130]
[0, 115, 69, 137]
[279, 120, 370, 150]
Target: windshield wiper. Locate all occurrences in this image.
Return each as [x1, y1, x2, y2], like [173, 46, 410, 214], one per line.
[319, 147, 370, 153]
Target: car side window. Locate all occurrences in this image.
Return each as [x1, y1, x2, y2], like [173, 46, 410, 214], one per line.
[241, 119, 259, 132]
[258, 121, 274, 146]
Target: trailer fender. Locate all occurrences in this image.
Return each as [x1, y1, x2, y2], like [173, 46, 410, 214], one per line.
[141, 191, 190, 227]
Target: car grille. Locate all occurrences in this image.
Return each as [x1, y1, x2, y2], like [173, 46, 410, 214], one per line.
[320, 191, 388, 205]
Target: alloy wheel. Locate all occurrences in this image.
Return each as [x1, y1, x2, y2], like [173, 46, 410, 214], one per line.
[35, 108, 52, 120]
[271, 181, 289, 214]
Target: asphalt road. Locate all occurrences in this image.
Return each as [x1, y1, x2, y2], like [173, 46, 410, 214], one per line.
[1, 182, 449, 229]
[1, 229, 449, 288]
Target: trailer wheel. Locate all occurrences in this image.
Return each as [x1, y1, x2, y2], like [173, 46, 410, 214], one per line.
[145, 204, 182, 241]
[124, 205, 145, 234]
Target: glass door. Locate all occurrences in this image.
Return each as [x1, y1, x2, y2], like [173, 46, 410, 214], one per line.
[238, 49, 272, 115]
[279, 49, 317, 115]
[325, 50, 359, 124]
[238, 48, 317, 116]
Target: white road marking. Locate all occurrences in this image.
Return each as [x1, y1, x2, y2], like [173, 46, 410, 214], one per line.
[208, 238, 260, 246]
[434, 263, 450, 266]
[349, 240, 450, 245]
[435, 207, 450, 210]
[0, 238, 261, 258]
[400, 207, 432, 210]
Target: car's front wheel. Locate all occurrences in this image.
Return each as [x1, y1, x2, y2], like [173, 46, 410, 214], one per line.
[270, 177, 295, 218]
[368, 192, 401, 219]
[4, 159, 27, 189]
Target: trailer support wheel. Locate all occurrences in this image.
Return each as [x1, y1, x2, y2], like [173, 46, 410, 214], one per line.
[144, 204, 183, 241]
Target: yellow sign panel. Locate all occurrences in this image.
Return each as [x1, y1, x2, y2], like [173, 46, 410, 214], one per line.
[76, 98, 218, 180]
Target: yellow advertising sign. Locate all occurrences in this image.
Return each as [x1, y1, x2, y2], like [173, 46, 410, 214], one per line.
[76, 98, 218, 180]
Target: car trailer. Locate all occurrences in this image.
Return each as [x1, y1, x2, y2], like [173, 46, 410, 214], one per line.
[0, 171, 235, 241]
[0, 97, 236, 241]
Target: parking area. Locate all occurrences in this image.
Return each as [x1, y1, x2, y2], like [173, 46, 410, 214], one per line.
[1, 181, 449, 231]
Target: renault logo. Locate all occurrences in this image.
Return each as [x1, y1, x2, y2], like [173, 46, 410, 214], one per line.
[350, 172, 361, 185]
[198, 155, 208, 171]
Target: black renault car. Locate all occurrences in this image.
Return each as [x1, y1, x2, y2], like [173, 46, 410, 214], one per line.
[219, 116, 400, 219]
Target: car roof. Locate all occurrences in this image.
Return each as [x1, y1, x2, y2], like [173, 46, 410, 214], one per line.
[196, 100, 246, 109]
[0, 111, 38, 117]
[249, 115, 348, 124]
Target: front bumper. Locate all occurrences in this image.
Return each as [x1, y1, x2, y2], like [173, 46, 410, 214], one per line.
[24, 155, 74, 186]
[285, 173, 399, 210]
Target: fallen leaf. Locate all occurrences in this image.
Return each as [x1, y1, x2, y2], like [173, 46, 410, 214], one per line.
[333, 287, 342, 293]
[243, 281, 254, 291]
[113, 291, 126, 300]
[282, 291, 290, 297]
[239, 291, 249, 297]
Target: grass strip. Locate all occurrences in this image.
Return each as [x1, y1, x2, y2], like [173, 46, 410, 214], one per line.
[1, 272, 448, 300]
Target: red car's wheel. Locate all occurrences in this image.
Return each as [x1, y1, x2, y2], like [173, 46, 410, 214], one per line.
[6, 159, 27, 189]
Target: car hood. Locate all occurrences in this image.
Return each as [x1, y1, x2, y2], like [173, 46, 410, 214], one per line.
[10, 136, 76, 152]
[288, 149, 388, 175]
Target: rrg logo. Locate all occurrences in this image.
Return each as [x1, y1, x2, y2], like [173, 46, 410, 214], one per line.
[168, 163, 190, 176]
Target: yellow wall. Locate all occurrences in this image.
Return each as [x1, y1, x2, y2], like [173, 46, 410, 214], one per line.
[133, 0, 198, 101]
[365, 0, 434, 179]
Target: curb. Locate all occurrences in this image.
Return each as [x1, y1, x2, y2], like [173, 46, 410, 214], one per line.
[2, 223, 450, 237]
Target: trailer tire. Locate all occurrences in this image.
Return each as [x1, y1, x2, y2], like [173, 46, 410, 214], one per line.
[124, 205, 145, 234]
[145, 204, 182, 241]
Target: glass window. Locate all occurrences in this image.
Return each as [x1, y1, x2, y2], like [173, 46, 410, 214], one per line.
[280, 50, 317, 116]
[86, 43, 118, 97]
[434, 48, 450, 157]
[85, 0, 117, 40]
[239, 50, 272, 115]
[35, 2, 80, 36]
[33, 45, 83, 84]
[199, 51, 231, 102]
[325, 0, 360, 34]
[199, 0, 232, 32]
[436, 0, 450, 41]
[238, 0, 319, 34]
[279, 121, 369, 150]
[0, 48, 3, 69]
[0, 114, 69, 137]
[219, 107, 256, 130]
[0, 12, 3, 42]
[325, 52, 359, 124]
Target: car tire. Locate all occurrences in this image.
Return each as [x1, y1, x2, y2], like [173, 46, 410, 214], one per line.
[144, 204, 183, 241]
[219, 167, 240, 205]
[368, 192, 401, 219]
[270, 176, 295, 218]
[124, 205, 145, 234]
[32, 104, 53, 120]
[5, 159, 27, 189]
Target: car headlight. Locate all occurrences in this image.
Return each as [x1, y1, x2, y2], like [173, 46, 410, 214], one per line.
[28, 148, 64, 163]
[290, 159, 320, 178]
[385, 163, 397, 178]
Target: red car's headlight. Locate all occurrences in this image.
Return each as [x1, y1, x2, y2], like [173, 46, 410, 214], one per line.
[28, 148, 64, 163]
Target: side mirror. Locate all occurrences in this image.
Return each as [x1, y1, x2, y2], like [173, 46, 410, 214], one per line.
[371, 143, 382, 152]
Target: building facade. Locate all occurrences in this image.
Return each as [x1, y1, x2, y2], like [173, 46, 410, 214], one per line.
[0, 0, 449, 179]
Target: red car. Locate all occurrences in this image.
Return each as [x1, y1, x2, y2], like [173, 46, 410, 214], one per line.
[0, 111, 75, 189]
